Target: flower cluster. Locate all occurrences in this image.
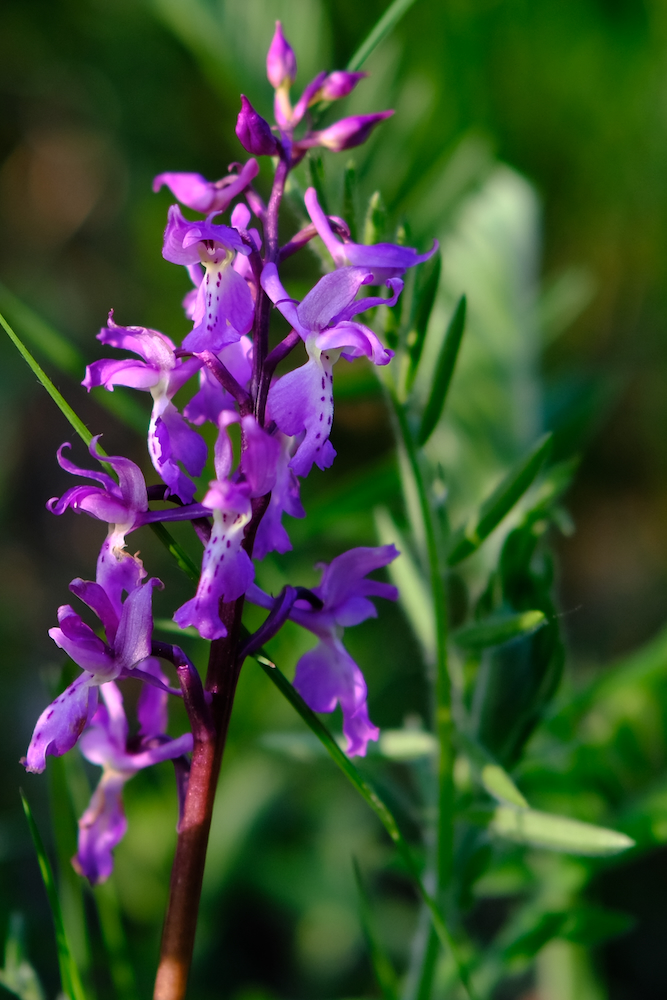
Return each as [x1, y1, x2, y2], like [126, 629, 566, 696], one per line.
[23, 22, 436, 884]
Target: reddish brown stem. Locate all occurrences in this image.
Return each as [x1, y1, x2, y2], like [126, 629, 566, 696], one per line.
[153, 497, 270, 1000]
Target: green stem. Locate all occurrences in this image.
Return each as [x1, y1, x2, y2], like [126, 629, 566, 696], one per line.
[391, 399, 454, 997]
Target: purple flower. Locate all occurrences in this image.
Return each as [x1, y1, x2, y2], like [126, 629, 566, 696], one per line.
[153, 158, 259, 214]
[320, 70, 367, 101]
[305, 187, 438, 281]
[73, 672, 193, 884]
[83, 315, 206, 503]
[297, 111, 394, 153]
[162, 206, 255, 353]
[174, 480, 254, 640]
[252, 433, 305, 560]
[267, 21, 297, 89]
[23, 573, 162, 774]
[236, 95, 280, 157]
[261, 262, 400, 476]
[248, 545, 399, 756]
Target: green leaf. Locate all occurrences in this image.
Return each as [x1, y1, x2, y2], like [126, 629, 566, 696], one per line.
[447, 433, 553, 565]
[353, 860, 399, 1000]
[308, 152, 329, 216]
[452, 610, 546, 650]
[0, 285, 148, 434]
[255, 659, 477, 1000]
[20, 792, 86, 1000]
[456, 731, 528, 809]
[406, 250, 442, 380]
[416, 294, 466, 446]
[378, 728, 438, 761]
[0, 310, 96, 455]
[490, 805, 635, 857]
[347, 0, 419, 72]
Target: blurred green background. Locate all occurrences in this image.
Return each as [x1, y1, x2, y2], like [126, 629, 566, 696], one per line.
[1, 1, 667, 998]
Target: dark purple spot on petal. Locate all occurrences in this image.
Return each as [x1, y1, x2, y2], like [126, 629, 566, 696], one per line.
[316, 433, 321, 439]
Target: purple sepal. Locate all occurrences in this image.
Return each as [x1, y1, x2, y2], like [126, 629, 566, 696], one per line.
[248, 545, 399, 757]
[22, 674, 99, 774]
[261, 262, 396, 476]
[153, 159, 259, 214]
[241, 415, 281, 496]
[304, 111, 394, 152]
[173, 480, 254, 640]
[236, 96, 280, 157]
[267, 21, 297, 88]
[182, 259, 255, 352]
[253, 434, 305, 560]
[304, 187, 438, 281]
[73, 681, 193, 884]
[149, 401, 207, 504]
[294, 637, 379, 756]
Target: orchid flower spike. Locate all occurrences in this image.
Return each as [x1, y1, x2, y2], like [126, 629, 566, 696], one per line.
[162, 206, 255, 354]
[261, 262, 400, 476]
[73, 670, 193, 884]
[304, 187, 438, 281]
[248, 545, 399, 756]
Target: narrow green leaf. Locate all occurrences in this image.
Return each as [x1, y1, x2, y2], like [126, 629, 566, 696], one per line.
[20, 792, 86, 1000]
[490, 805, 635, 857]
[378, 728, 437, 761]
[481, 766, 529, 810]
[406, 250, 442, 380]
[363, 191, 386, 245]
[347, 0, 419, 72]
[343, 160, 358, 243]
[452, 610, 546, 650]
[256, 659, 477, 1000]
[1, 309, 202, 584]
[416, 295, 466, 446]
[447, 433, 553, 565]
[0, 310, 95, 451]
[0, 286, 148, 434]
[353, 859, 399, 1000]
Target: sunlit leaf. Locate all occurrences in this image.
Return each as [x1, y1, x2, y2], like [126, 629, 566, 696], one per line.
[490, 805, 634, 857]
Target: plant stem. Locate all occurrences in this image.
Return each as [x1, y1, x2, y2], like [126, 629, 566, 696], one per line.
[391, 400, 454, 996]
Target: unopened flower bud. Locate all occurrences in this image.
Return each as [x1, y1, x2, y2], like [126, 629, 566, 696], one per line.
[315, 111, 394, 152]
[266, 21, 297, 89]
[320, 71, 367, 101]
[236, 96, 280, 157]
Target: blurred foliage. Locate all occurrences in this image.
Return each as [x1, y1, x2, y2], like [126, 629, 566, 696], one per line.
[1, 1, 667, 999]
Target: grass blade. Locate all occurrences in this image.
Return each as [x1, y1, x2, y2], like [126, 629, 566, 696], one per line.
[490, 805, 634, 857]
[447, 433, 553, 565]
[347, 0, 419, 72]
[0, 287, 148, 434]
[353, 858, 399, 1000]
[416, 295, 466, 446]
[20, 791, 86, 1000]
[1, 309, 201, 584]
[256, 659, 477, 1000]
